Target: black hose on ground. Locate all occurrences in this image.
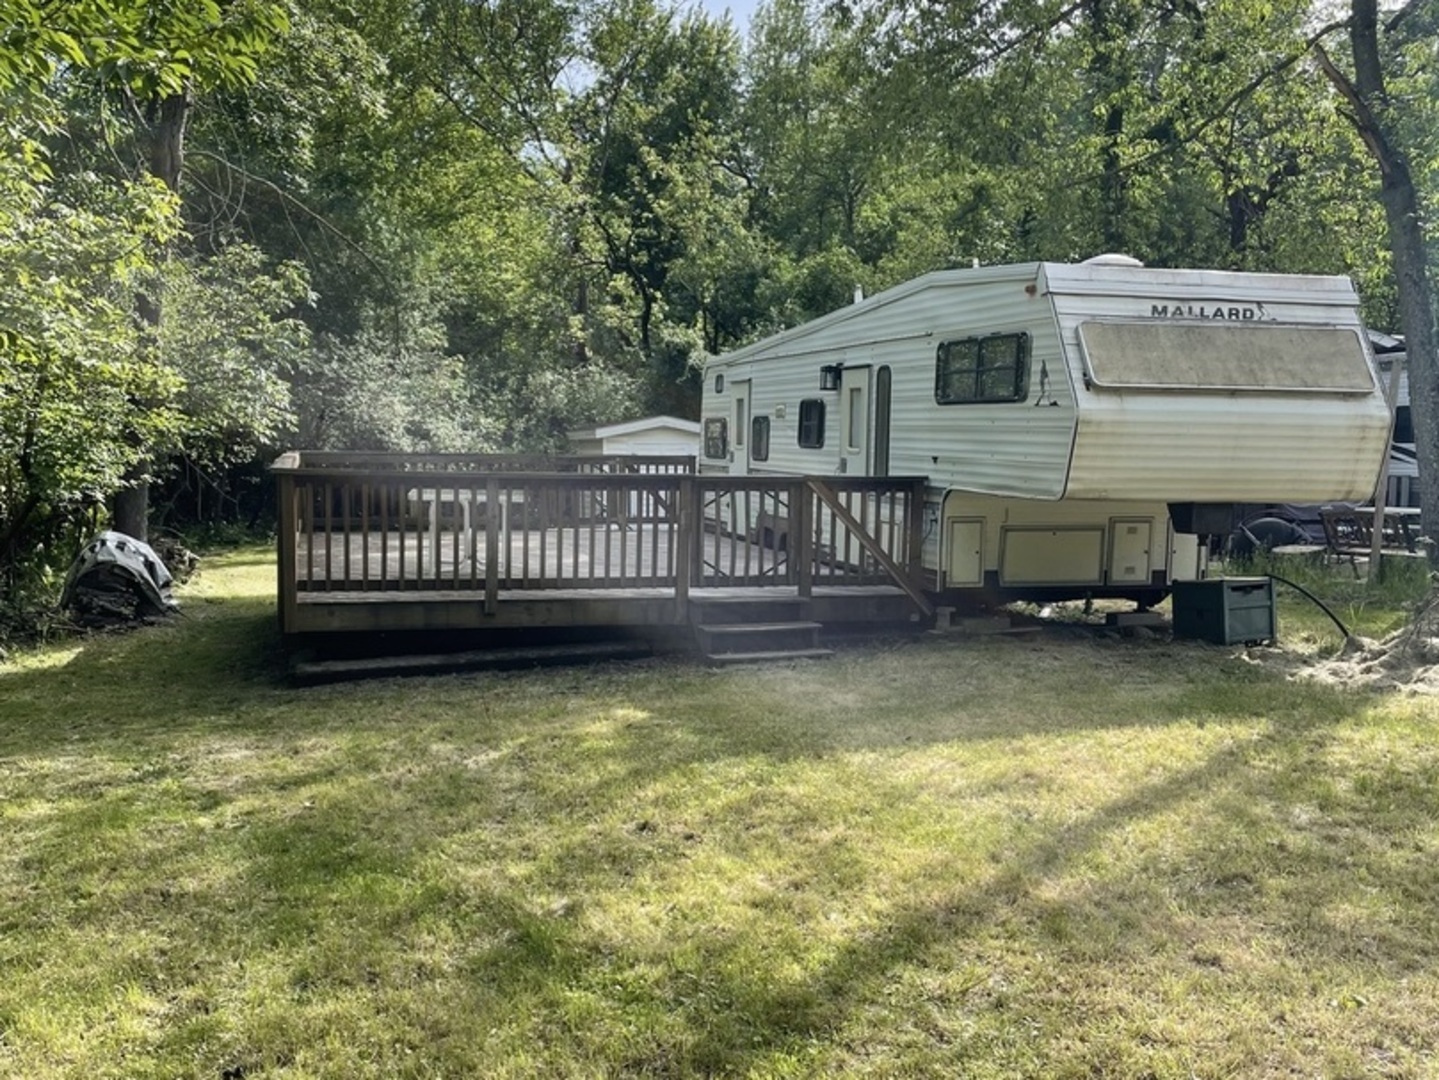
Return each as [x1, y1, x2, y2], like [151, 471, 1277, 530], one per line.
[1266, 572, 1353, 641]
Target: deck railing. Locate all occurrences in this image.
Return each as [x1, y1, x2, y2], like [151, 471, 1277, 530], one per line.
[280, 451, 695, 474]
[273, 452, 927, 631]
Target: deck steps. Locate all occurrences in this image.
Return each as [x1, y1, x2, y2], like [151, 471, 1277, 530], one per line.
[690, 597, 833, 664]
[704, 647, 835, 666]
[696, 620, 822, 643]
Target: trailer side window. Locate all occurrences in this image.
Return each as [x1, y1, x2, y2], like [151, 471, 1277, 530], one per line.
[703, 417, 728, 459]
[935, 332, 1031, 404]
[797, 399, 826, 448]
[751, 416, 771, 462]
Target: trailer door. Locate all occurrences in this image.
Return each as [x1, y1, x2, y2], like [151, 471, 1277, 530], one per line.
[731, 379, 751, 475]
[840, 366, 871, 475]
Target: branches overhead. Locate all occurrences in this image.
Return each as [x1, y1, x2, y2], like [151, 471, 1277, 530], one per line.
[1314, 41, 1397, 177]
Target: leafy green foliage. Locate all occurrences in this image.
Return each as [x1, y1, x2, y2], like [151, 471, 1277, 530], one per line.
[0, 0, 294, 587]
[0, 165, 181, 587]
[293, 322, 479, 453]
[157, 244, 312, 466]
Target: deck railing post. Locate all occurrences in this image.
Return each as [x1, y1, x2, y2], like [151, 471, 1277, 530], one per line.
[484, 475, 499, 615]
[276, 471, 299, 633]
[695, 475, 708, 589]
[907, 480, 927, 588]
[795, 478, 813, 599]
[674, 476, 693, 621]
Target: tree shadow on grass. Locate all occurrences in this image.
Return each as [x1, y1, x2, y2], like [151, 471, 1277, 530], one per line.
[0, 600, 1269, 757]
[296, 695, 1435, 1071]
[579, 701, 1439, 1075]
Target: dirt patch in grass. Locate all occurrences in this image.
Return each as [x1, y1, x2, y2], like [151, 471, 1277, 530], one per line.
[1275, 593, 1439, 695]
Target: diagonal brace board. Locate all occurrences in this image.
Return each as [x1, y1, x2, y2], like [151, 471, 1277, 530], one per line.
[806, 478, 933, 618]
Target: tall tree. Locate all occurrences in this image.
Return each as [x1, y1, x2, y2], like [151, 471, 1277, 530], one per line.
[0, 3, 183, 586]
[90, 0, 290, 538]
[1316, 0, 1439, 546]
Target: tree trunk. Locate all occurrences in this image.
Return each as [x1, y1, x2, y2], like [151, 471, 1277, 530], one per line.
[1320, 3, 1439, 553]
[113, 90, 190, 541]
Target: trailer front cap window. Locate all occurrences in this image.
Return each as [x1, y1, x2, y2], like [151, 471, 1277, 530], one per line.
[1077, 322, 1375, 393]
[935, 332, 1031, 404]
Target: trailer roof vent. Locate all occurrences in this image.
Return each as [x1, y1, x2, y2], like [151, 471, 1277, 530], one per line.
[1082, 253, 1145, 267]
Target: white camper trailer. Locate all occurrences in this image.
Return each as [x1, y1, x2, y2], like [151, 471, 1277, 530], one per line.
[699, 257, 1392, 607]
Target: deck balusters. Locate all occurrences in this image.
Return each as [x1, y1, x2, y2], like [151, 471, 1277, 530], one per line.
[379, 482, 390, 591]
[302, 481, 315, 590]
[274, 455, 925, 630]
[362, 480, 374, 586]
[397, 481, 408, 589]
[484, 475, 498, 614]
[323, 482, 334, 591]
[601, 486, 614, 586]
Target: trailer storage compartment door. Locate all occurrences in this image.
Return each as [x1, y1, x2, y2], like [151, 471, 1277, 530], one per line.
[945, 519, 984, 586]
[1076, 322, 1375, 393]
[1000, 527, 1104, 585]
[1108, 517, 1153, 583]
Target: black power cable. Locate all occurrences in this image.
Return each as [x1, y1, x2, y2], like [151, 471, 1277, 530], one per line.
[1266, 572, 1353, 642]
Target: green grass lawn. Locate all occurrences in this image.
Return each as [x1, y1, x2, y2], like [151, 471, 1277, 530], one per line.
[3, 549, 1439, 1078]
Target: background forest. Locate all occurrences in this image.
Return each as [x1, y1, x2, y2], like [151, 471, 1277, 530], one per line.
[1, 0, 1435, 620]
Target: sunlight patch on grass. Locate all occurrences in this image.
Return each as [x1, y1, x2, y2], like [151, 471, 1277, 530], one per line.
[0, 644, 84, 675]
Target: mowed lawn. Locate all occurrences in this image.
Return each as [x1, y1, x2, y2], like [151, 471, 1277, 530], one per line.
[3, 551, 1438, 1078]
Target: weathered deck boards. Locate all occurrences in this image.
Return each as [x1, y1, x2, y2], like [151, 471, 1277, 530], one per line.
[289, 583, 913, 633]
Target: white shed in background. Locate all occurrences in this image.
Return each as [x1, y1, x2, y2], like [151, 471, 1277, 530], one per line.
[567, 415, 700, 458]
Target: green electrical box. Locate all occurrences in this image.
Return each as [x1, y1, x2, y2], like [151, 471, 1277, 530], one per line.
[1171, 577, 1276, 645]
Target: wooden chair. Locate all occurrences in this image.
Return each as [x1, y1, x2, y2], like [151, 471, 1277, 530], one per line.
[1318, 505, 1372, 576]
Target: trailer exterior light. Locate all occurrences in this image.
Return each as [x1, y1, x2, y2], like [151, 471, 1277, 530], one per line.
[819, 364, 843, 391]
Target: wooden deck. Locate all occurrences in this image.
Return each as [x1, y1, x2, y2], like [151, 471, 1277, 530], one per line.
[273, 453, 930, 637]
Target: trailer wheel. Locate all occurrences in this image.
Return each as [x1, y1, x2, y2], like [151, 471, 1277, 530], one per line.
[1228, 516, 1306, 559]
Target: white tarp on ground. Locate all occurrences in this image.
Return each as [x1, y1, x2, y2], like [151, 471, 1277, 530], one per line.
[61, 531, 178, 622]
